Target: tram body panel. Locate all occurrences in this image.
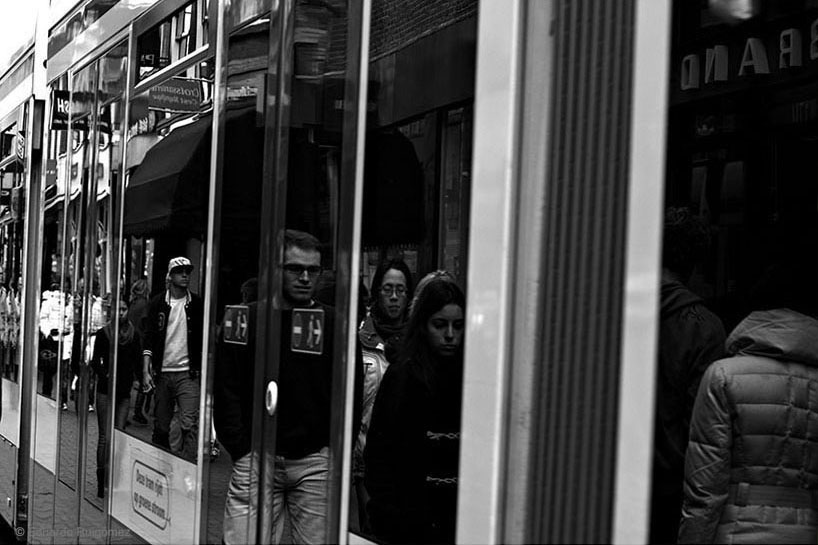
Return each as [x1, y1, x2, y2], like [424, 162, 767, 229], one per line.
[110, 431, 196, 544]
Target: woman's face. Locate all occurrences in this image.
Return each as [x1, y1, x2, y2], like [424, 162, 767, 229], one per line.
[425, 303, 465, 358]
[118, 301, 129, 321]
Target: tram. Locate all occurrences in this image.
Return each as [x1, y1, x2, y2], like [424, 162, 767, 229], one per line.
[0, 0, 813, 543]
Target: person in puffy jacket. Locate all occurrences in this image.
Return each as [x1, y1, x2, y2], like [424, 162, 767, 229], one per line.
[679, 300, 818, 543]
[353, 259, 414, 534]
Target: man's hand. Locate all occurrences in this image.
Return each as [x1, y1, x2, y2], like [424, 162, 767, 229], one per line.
[143, 370, 154, 392]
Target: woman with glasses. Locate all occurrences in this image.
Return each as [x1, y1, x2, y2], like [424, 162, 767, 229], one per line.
[352, 259, 414, 534]
[364, 272, 465, 544]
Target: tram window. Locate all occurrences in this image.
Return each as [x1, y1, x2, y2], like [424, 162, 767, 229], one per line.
[0, 179, 23, 384]
[649, 2, 818, 543]
[136, 0, 210, 82]
[344, 3, 477, 543]
[118, 57, 214, 467]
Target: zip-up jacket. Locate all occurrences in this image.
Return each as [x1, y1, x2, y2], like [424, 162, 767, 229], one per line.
[143, 290, 203, 375]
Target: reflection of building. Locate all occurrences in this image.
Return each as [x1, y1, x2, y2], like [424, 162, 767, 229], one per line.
[667, 2, 818, 329]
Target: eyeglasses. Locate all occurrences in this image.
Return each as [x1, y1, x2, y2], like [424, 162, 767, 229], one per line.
[379, 285, 407, 296]
[283, 264, 322, 277]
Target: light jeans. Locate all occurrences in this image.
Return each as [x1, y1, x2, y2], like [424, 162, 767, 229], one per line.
[223, 453, 255, 545]
[222, 447, 329, 544]
[272, 447, 329, 545]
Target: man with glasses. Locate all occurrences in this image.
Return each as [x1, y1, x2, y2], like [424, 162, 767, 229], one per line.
[218, 229, 361, 544]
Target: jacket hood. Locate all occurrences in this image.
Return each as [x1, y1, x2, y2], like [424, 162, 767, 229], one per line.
[660, 277, 703, 318]
[726, 308, 818, 366]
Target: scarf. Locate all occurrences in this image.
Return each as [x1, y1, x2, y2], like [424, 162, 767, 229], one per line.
[371, 309, 406, 361]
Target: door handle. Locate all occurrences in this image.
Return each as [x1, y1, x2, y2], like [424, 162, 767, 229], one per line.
[265, 381, 278, 416]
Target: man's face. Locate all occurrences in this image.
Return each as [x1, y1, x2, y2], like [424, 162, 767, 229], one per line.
[169, 267, 191, 290]
[377, 268, 408, 322]
[282, 246, 321, 307]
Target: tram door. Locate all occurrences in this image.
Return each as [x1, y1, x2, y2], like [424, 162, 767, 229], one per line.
[204, 0, 365, 542]
[42, 41, 129, 544]
[213, 0, 477, 543]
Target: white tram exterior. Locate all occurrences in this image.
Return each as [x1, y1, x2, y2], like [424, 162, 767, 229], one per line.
[0, 0, 812, 543]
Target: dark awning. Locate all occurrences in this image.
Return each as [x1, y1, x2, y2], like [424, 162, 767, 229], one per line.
[123, 114, 212, 237]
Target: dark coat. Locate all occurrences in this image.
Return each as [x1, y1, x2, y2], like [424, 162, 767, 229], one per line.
[214, 302, 363, 462]
[91, 324, 142, 398]
[651, 276, 726, 543]
[364, 359, 461, 544]
[679, 309, 818, 544]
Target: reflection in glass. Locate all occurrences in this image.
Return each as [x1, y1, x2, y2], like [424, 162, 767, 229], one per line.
[351, 2, 477, 543]
[57, 61, 98, 492]
[136, 0, 211, 82]
[652, 3, 818, 543]
[119, 58, 214, 461]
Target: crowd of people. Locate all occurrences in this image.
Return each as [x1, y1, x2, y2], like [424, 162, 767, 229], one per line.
[651, 208, 818, 544]
[33, 219, 818, 544]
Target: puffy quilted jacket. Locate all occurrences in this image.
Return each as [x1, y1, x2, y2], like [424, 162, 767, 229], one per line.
[678, 308, 818, 544]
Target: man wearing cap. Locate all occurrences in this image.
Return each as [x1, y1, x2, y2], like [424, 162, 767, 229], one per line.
[142, 256, 204, 462]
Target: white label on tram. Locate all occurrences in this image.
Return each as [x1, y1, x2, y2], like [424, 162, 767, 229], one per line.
[132, 460, 170, 530]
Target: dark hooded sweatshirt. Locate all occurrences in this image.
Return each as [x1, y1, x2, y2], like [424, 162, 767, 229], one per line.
[679, 309, 818, 544]
[650, 275, 726, 544]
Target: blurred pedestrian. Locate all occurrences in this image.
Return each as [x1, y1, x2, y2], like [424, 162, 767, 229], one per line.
[679, 272, 818, 543]
[91, 296, 142, 497]
[650, 207, 726, 544]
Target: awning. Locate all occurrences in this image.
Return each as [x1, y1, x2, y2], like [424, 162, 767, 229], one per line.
[123, 114, 212, 237]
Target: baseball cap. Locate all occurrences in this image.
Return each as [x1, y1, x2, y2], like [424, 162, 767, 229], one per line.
[168, 256, 194, 274]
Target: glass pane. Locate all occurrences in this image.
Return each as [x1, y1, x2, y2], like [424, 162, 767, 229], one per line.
[110, 56, 214, 543]
[0, 128, 24, 385]
[353, 2, 477, 543]
[136, 0, 211, 82]
[121, 58, 214, 457]
[651, 2, 818, 544]
[30, 77, 70, 545]
[209, 14, 270, 543]
[84, 41, 127, 518]
[57, 61, 98, 492]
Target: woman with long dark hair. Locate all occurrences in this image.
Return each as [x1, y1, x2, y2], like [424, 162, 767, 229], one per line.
[364, 272, 465, 544]
[91, 297, 142, 497]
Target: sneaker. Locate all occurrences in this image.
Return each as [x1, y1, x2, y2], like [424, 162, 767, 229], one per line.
[88, 405, 95, 413]
[210, 441, 220, 461]
[61, 403, 68, 411]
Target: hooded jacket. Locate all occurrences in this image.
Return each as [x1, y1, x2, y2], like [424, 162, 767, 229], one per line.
[651, 276, 726, 543]
[679, 308, 818, 544]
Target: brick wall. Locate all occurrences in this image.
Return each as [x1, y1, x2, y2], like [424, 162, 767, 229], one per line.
[370, 0, 477, 61]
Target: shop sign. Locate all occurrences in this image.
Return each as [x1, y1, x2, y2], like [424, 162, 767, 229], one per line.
[223, 305, 249, 345]
[10, 187, 23, 220]
[51, 89, 70, 130]
[291, 308, 324, 355]
[15, 131, 25, 162]
[148, 79, 202, 112]
[679, 20, 818, 91]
